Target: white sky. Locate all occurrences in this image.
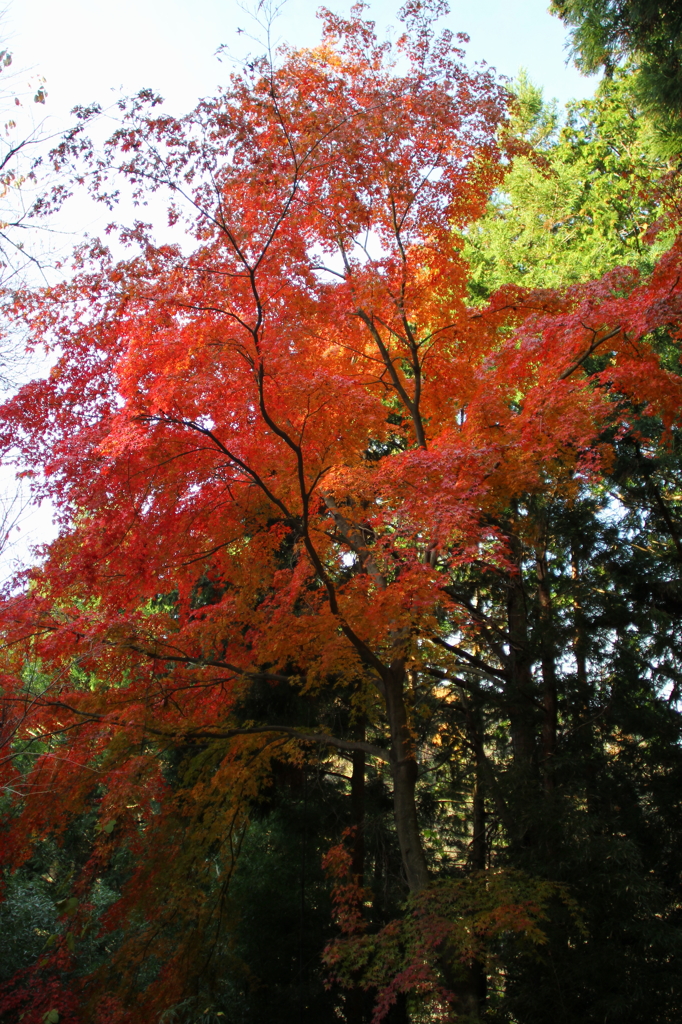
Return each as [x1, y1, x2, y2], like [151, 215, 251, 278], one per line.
[9, 0, 595, 122]
[6, 0, 598, 256]
[1, 0, 597, 576]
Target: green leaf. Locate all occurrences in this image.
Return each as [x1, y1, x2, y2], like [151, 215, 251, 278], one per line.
[43, 1011, 59, 1024]
[103, 819, 116, 835]
[55, 895, 78, 915]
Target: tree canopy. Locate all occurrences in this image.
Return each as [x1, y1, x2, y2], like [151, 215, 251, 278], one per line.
[551, 0, 682, 149]
[2, 3, 682, 1023]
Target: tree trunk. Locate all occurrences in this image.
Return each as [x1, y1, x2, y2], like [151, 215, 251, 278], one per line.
[571, 544, 597, 814]
[469, 736, 488, 1015]
[386, 991, 410, 1023]
[351, 724, 366, 885]
[384, 664, 488, 1017]
[506, 536, 537, 774]
[346, 721, 370, 1024]
[536, 546, 557, 793]
[472, 759, 486, 871]
[384, 659, 430, 893]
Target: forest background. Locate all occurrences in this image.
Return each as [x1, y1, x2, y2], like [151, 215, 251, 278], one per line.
[2, 1, 682, 1023]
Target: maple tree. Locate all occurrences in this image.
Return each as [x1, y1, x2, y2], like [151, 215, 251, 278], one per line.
[2, 2, 682, 1022]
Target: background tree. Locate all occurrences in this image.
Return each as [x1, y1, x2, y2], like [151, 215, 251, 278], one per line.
[466, 69, 672, 297]
[551, 0, 682, 151]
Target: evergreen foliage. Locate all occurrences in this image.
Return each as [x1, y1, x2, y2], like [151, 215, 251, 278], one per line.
[551, 0, 682, 152]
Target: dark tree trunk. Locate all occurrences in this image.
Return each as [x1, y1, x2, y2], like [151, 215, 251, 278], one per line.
[505, 536, 537, 774]
[384, 659, 430, 893]
[351, 724, 366, 885]
[469, 735, 488, 1014]
[535, 546, 558, 793]
[345, 720, 370, 1024]
[386, 991, 410, 1023]
[571, 544, 597, 814]
[472, 759, 486, 871]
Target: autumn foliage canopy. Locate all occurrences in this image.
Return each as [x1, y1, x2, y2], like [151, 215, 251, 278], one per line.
[2, 3, 682, 1022]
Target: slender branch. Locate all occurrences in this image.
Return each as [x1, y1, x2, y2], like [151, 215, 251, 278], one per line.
[7, 696, 391, 763]
[559, 325, 622, 380]
[430, 634, 508, 678]
[141, 413, 291, 517]
[181, 725, 390, 761]
[353, 308, 426, 448]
